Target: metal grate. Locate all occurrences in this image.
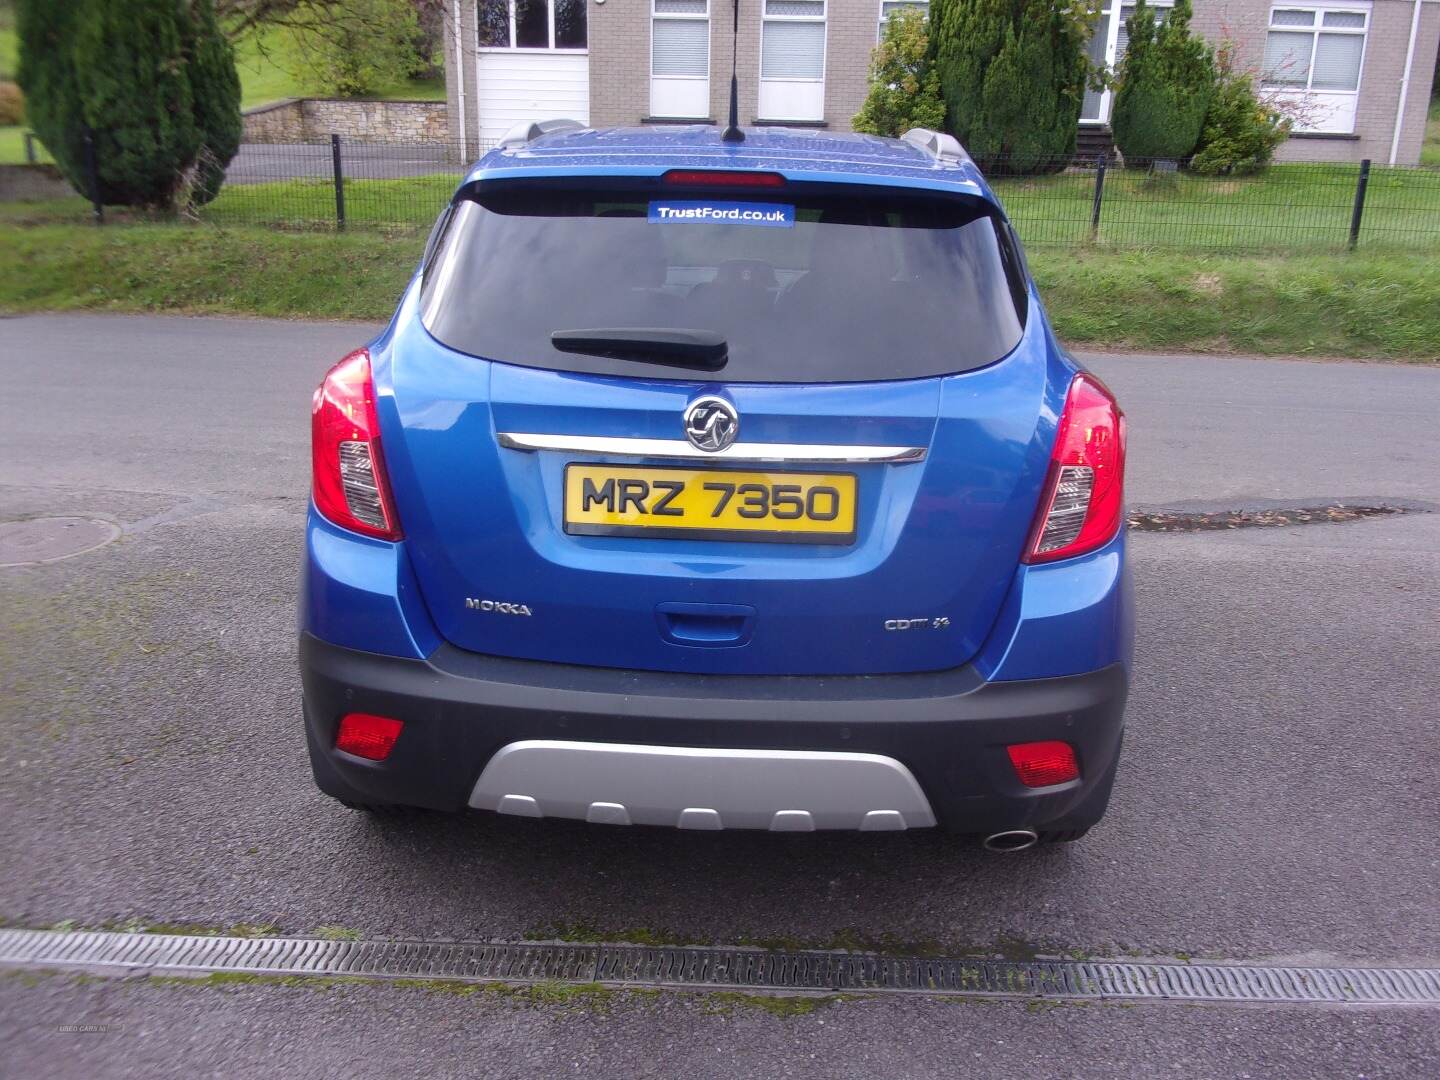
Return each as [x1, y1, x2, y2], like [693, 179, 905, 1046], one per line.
[2, 929, 1437, 1005]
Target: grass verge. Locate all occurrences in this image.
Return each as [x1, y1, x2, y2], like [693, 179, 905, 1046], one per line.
[1030, 248, 1440, 360]
[1, 221, 1437, 361]
[0, 222, 412, 320]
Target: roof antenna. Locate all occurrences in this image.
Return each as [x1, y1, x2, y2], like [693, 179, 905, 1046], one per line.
[721, 0, 744, 142]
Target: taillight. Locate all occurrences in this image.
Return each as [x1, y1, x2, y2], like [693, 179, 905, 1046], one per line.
[336, 712, 404, 761]
[1023, 373, 1125, 564]
[311, 348, 402, 540]
[1007, 741, 1080, 787]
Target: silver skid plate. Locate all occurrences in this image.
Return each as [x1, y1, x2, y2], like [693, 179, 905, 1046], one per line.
[468, 740, 938, 831]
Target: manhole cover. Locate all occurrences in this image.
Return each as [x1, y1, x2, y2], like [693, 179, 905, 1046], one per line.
[0, 517, 121, 567]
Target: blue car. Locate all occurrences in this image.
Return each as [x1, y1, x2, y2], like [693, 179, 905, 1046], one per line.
[300, 121, 1131, 851]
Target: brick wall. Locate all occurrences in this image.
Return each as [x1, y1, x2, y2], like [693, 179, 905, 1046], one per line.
[590, 0, 880, 129]
[446, 0, 483, 149]
[823, 0, 878, 131]
[1167, 0, 1439, 165]
[590, 0, 657, 125]
[242, 99, 451, 143]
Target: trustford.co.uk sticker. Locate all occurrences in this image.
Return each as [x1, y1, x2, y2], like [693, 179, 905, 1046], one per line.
[648, 201, 795, 227]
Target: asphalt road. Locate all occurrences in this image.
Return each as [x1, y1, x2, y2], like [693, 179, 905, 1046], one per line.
[227, 141, 465, 185]
[2, 313, 1438, 1076]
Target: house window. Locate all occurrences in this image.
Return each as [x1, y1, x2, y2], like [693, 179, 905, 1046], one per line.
[652, 0, 710, 118]
[759, 0, 826, 120]
[1115, 0, 1173, 66]
[1262, 4, 1369, 133]
[877, 0, 927, 40]
[477, 0, 587, 49]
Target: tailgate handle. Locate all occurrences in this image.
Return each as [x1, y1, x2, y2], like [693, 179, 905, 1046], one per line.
[656, 603, 756, 648]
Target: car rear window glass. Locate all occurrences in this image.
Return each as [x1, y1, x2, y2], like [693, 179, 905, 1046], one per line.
[419, 182, 1026, 383]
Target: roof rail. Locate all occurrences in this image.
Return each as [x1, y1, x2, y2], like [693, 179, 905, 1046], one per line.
[900, 128, 970, 165]
[498, 118, 586, 149]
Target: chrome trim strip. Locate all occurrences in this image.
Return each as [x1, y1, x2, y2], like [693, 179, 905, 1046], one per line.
[496, 432, 927, 464]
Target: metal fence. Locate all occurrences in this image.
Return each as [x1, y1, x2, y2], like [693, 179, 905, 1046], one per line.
[27, 133, 1440, 252]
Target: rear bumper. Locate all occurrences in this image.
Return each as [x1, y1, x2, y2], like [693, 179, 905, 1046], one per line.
[300, 633, 1127, 833]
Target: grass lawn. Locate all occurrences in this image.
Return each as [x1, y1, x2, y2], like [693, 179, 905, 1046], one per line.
[235, 25, 445, 108]
[991, 159, 1440, 250]
[0, 3, 14, 80]
[1, 220, 1437, 361]
[0, 123, 47, 164]
[0, 2, 27, 163]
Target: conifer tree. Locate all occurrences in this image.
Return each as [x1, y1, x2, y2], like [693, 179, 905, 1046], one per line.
[18, 0, 241, 208]
[929, 0, 1094, 174]
[1111, 0, 1215, 165]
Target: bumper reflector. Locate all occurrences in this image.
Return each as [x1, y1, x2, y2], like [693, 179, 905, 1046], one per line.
[336, 713, 404, 761]
[1007, 741, 1079, 788]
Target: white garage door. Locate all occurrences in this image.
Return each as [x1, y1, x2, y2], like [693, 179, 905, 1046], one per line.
[475, 0, 590, 145]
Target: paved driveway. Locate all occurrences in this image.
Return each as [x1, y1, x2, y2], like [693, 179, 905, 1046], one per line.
[2, 314, 1438, 1076]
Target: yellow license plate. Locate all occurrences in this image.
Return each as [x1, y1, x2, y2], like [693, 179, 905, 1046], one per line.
[564, 464, 857, 544]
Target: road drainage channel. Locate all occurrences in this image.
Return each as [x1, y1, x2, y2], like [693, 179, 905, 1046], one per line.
[2, 929, 1437, 1007]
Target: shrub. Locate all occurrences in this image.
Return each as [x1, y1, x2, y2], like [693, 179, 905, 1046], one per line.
[16, 0, 240, 209]
[15, 1, 86, 179]
[1190, 40, 1289, 175]
[929, 0, 1097, 174]
[0, 81, 24, 126]
[853, 7, 945, 137]
[182, 0, 243, 206]
[302, 0, 422, 98]
[1111, 0, 1215, 166]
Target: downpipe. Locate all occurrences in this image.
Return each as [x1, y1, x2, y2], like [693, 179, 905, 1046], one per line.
[982, 828, 1039, 852]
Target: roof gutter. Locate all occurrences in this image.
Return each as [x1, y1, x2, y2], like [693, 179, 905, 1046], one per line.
[1388, 0, 1426, 165]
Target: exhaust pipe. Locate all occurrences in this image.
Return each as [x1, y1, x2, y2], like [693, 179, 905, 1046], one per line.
[982, 828, 1039, 853]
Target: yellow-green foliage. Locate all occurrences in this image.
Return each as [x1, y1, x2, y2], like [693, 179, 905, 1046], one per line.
[853, 7, 945, 137]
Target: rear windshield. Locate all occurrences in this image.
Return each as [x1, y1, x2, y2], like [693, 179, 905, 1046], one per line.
[419, 182, 1026, 384]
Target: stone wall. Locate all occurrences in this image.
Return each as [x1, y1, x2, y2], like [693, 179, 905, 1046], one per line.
[241, 99, 305, 142]
[242, 99, 450, 143]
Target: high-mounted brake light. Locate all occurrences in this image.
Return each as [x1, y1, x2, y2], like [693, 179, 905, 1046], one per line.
[662, 169, 785, 188]
[311, 348, 402, 540]
[1023, 373, 1126, 564]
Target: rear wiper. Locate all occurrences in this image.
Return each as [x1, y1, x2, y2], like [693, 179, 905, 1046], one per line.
[550, 328, 727, 371]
